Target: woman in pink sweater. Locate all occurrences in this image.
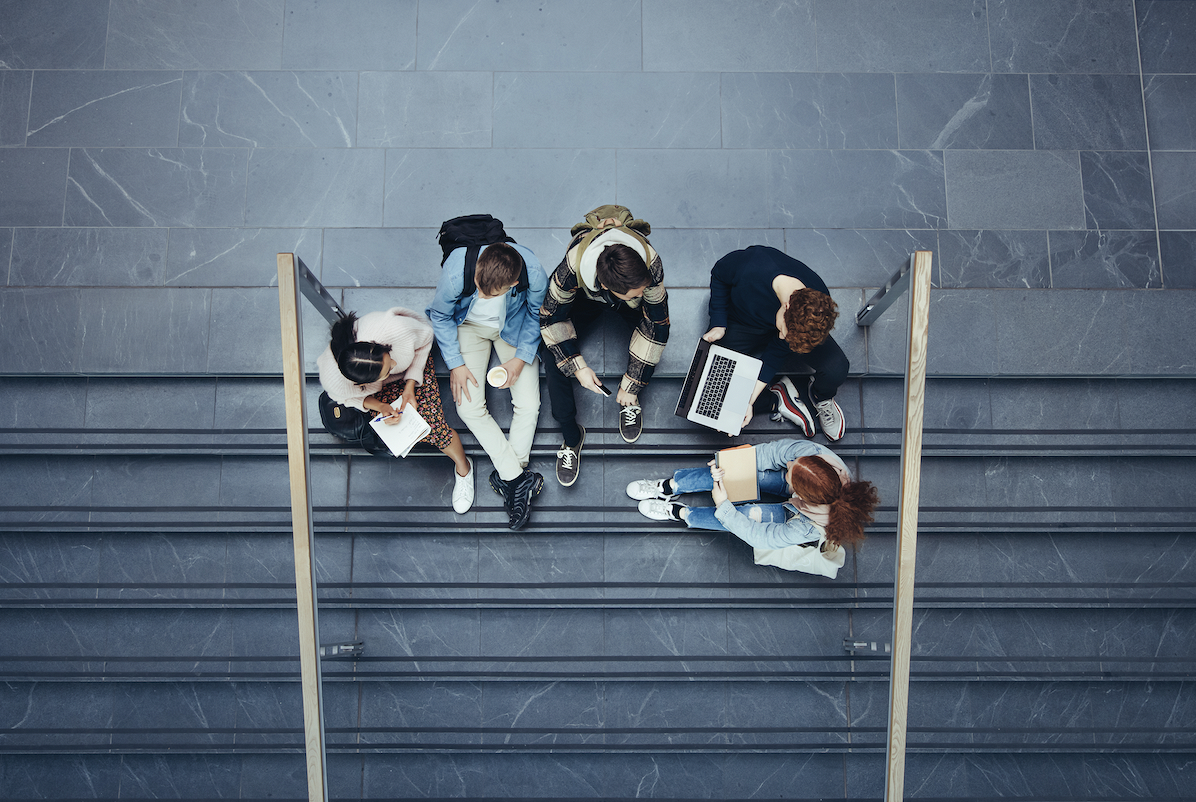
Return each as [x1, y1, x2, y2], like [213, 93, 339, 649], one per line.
[317, 308, 474, 513]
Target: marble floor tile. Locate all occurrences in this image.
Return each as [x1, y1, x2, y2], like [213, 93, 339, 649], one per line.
[990, 0, 1140, 74]
[0, 71, 32, 146]
[0, 0, 108, 70]
[0, 149, 69, 227]
[896, 73, 1033, 150]
[1159, 231, 1196, 289]
[785, 229, 938, 289]
[643, 0, 816, 72]
[179, 70, 357, 148]
[647, 228, 786, 288]
[1137, 0, 1196, 73]
[1080, 150, 1158, 230]
[65, 148, 248, 228]
[1144, 74, 1196, 151]
[497, 72, 720, 150]
[26, 70, 183, 148]
[105, 0, 284, 70]
[10, 228, 168, 287]
[938, 230, 1050, 288]
[946, 150, 1085, 230]
[815, 0, 990, 73]
[245, 148, 383, 228]
[283, 0, 416, 71]
[1049, 230, 1161, 289]
[1030, 73, 1147, 150]
[1152, 151, 1196, 229]
[166, 227, 323, 287]
[721, 72, 898, 150]
[617, 149, 772, 229]
[771, 149, 948, 229]
[418, 0, 641, 72]
[359, 71, 492, 148]
[384, 148, 617, 228]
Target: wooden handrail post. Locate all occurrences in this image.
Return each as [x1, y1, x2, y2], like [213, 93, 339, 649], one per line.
[884, 250, 933, 801]
[277, 253, 329, 802]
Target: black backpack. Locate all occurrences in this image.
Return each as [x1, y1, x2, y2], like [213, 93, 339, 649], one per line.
[436, 214, 528, 300]
[317, 390, 389, 456]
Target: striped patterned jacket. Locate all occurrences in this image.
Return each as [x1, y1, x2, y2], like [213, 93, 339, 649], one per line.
[539, 238, 670, 396]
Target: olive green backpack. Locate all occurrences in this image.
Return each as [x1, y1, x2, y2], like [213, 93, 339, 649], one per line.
[568, 204, 653, 262]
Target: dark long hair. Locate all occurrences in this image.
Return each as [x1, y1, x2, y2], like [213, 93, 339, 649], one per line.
[329, 312, 391, 385]
[788, 455, 879, 547]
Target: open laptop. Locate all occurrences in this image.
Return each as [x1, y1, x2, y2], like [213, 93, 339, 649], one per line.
[674, 339, 763, 436]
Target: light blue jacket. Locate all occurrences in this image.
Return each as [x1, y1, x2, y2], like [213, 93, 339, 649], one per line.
[426, 243, 548, 370]
[713, 439, 851, 549]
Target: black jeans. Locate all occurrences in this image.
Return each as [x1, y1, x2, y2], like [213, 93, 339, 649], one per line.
[718, 324, 849, 405]
[543, 295, 641, 447]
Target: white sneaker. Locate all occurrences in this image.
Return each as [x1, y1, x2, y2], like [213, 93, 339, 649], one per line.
[638, 499, 685, 522]
[452, 457, 474, 514]
[813, 397, 845, 441]
[626, 478, 674, 501]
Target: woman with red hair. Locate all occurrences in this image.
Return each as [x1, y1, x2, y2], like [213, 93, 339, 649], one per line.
[627, 439, 878, 576]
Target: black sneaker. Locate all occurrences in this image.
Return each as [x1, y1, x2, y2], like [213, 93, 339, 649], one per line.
[488, 469, 507, 497]
[555, 425, 585, 486]
[506, 469, 545, 530]
[619, 404, 643, 443]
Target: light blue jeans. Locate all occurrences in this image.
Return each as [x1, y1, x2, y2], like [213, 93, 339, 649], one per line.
[671, 466, 791, 533]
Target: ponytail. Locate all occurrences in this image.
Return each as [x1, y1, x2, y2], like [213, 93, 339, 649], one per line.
[824, 480, 879, 548]
[789, 455, 879, 548]
[328, 311, 392, 385]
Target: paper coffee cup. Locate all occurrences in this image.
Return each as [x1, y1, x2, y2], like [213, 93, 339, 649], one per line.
[486, 366, 508, 387]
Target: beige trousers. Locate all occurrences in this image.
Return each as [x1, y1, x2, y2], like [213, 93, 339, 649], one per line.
[455, 321, 541, 481]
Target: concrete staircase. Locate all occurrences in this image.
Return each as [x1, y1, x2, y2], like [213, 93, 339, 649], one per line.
[2, 373, 1194, 800]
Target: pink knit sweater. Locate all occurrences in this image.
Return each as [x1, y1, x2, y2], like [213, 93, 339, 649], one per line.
[317, 308, 434, 412]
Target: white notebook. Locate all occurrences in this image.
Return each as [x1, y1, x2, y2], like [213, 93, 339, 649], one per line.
[368, 402, 431, 458]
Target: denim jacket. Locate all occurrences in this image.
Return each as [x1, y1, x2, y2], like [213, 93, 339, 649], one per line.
[426, 243, 548, 370]
[712, 439, 851, 550]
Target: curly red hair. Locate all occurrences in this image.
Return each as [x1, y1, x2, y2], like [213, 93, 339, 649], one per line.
[788, 455, 879, 548]
[783, 289, 838, 354]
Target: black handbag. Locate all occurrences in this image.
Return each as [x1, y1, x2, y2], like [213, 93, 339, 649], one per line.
[317, 391, 388, 455]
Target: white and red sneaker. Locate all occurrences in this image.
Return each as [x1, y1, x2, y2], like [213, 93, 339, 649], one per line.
[768, 376, 815, 436]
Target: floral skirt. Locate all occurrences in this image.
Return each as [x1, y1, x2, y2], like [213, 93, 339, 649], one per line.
[374, 360, 453, 450]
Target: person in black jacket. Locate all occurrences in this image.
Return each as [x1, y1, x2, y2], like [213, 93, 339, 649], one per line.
[703, 246, 848, 440]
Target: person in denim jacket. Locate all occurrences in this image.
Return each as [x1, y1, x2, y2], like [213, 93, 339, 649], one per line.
[427, 242, 547, 529]
[626, 438, 878, 552]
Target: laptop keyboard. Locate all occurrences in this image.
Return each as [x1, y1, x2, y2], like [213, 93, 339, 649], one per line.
[695, 353, 735, 418]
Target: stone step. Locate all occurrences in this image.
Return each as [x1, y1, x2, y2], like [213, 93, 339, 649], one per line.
[2, 750, 1191, 800]
[4, 375, 1195, 458]
[1, 679, 1192, 754]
